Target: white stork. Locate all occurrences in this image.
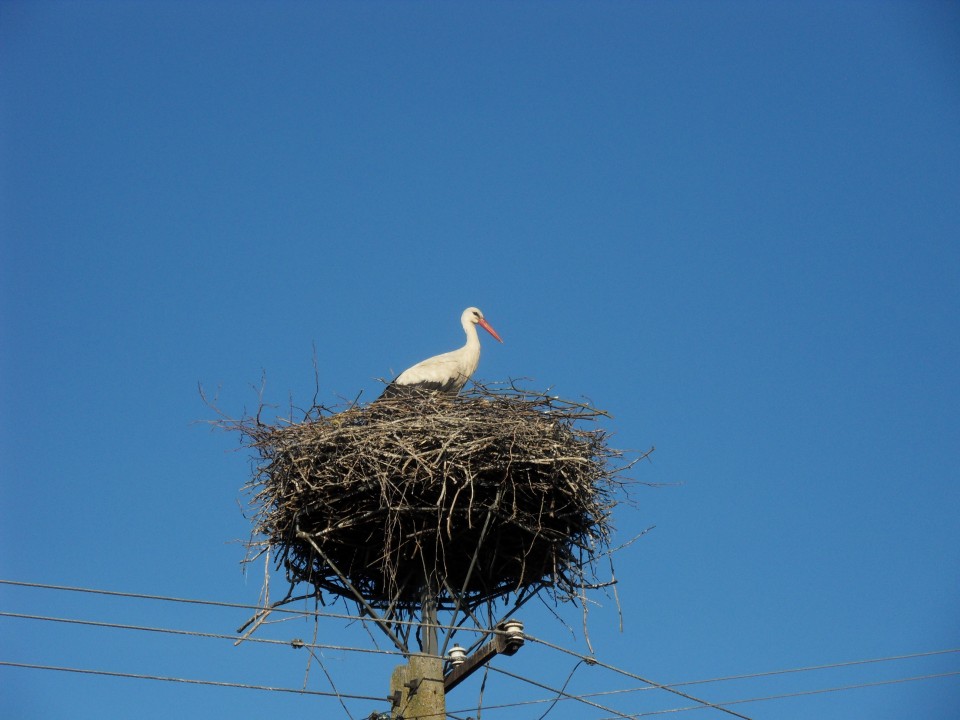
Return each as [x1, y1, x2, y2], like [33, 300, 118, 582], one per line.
[379, 307, 503, 399]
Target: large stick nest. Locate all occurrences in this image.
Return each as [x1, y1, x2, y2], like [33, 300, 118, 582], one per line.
[230, 383, 631, 613]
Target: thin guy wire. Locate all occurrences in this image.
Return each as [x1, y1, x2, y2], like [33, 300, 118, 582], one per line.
[535, 659, 585, 720]
[0, 660, 386, 702]
[304, 645, 356, 720]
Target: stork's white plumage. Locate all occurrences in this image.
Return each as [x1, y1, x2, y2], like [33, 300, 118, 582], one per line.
[379, 307, 503, 399]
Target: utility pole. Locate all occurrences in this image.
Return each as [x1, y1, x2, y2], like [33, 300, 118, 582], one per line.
[387, 583, 445, 720]
[388, 653, 445, 720]
[387, 617, 525, 719]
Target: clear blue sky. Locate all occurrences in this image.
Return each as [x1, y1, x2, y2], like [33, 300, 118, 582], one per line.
[2, 2, 959, 718]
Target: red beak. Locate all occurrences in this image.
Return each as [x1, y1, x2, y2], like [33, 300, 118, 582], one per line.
[478, 318, 504, 343]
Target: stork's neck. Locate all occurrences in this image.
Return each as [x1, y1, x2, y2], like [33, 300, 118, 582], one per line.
[462, 317, 480, 350]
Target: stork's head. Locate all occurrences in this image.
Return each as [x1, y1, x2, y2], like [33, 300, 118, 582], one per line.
[463, 307, 504, 343]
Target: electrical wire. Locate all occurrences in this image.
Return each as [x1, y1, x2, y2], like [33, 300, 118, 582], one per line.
[6, 582, 953, 689]
[0, 660, 385, 702]
[2, 606, 732, 720]
[487, 663, 637, 720]
[577, 647, 960, 699]
[0, 579, 274, 611]
[446, 668, 960, 719]
[522, 633, 753, 720]
[621, 670, 960, 718]
[488, 635, 959, 718]
[5, 579, 956, 717]
[488, 647, 960, 706]
[0, 579, 497, 637]
[0, 610, 404, 656]
[9, 656, 946, 720]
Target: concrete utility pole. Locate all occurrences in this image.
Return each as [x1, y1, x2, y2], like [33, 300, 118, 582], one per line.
[387, 618, 525, 719]
[388, 653, 445, 720]
[387, 584, 445, 719]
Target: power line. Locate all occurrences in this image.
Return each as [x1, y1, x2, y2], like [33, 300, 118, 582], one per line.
[5, 631, 956, 720]
[531, 648, 960, 703]
[6, 599, 954, 696]
[0, 660, 386, 702]
[444, 645, 960, 716]
[623, 670, 960, 718]
[447, 669, 960, 719]
[522, 634, 960, 717]
[487, 663, 640, 720]
[3, 586, 739, 719]
[0, 578, 339, 618]
[631, 647, 960, 693]
[0, 611, 404, 657]
[6, 579, 956, 717]
[12, 605, 955, 714]
[0, 579, 496, 637]
[522, 633, 753, 720]
[488, 663, 752, 720]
